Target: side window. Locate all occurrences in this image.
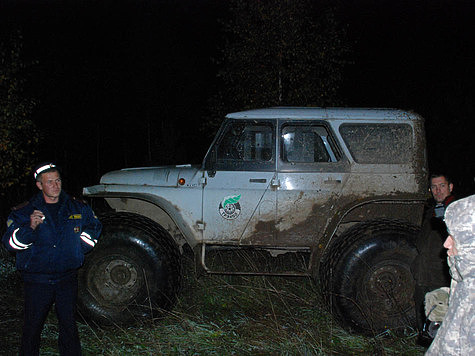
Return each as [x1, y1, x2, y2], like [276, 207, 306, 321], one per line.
[213, 121, 275, 171]
[281, 124, 339, 163]
[339, 123, 413, 164]
[240, 127, 273, 161]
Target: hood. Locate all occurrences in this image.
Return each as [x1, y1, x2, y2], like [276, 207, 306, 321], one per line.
[100, 164, 202, 187]
[444, 194, 475, 280]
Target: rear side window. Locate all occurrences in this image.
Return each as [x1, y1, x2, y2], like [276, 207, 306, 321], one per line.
[339, 123, 413, 164]
[281, 124, 339, 163]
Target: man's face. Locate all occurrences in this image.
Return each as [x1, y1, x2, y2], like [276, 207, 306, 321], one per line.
[430, 176, 453, 203]
[36, 171, 62, 203]
[443, 235, 458, 257]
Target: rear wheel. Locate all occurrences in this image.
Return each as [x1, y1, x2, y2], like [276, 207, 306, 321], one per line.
[320, 220, 418, 334]
[78, 212, 182, 325]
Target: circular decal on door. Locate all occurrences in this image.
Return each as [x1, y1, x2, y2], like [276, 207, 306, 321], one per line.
[219, 194, 242, 220]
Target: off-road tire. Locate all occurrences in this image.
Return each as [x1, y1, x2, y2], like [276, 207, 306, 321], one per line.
[78, 212, 182, 325]
[320, 219, 419, 334]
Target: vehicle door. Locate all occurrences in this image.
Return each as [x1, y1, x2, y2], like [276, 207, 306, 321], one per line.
[275, 120, 350, 246]
[202, 119, 277, 245]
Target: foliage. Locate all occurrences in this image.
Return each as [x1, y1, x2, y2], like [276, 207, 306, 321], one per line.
[205, 0, 350, 133]
[0, 31, 39, 193]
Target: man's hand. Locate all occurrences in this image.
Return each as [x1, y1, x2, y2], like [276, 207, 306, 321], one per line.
[30, 210, 45, 230]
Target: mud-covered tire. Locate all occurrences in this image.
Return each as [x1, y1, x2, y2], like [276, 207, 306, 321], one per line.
[78, 212, 182, 325]
[320, 219, 418, 334]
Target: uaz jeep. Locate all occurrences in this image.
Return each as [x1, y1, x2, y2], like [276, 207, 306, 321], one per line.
[80, 107, 427, 333]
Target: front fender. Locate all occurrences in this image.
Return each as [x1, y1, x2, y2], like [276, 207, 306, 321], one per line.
[83, 185, 201, 248]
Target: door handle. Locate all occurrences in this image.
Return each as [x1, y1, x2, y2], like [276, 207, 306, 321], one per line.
[249, 178, 267, 183]
[324, 178, 341, 184]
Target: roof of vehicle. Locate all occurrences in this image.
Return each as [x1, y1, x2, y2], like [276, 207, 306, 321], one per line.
[226, 107, 422, 121]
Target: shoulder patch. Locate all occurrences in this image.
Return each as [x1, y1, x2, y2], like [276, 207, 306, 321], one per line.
[12, 201, 29, 211]
[7, 219, 14, 228]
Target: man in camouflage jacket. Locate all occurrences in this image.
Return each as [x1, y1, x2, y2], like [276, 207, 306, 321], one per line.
[425, 194, 475, 355]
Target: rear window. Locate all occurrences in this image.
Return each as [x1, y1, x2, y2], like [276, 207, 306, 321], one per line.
[339, 123, 413, 164]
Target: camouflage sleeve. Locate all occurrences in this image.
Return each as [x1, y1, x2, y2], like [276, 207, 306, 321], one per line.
[425, 277, 474, 355]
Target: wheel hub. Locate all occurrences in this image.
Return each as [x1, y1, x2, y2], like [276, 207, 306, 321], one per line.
[89, 258, 141, 305]
[369, 265, 401, 295]
[106, 260, 138, 288]
[366, 263, 413, 314]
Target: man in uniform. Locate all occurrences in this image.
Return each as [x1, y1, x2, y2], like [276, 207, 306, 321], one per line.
[2, 163, 102, 355]
[412, 173, 455, 336]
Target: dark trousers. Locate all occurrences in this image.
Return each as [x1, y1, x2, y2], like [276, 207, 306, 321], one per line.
[20, 275, 81, 356]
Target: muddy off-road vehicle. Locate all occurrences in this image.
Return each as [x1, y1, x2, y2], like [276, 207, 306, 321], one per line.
[80, 107, 428, 334]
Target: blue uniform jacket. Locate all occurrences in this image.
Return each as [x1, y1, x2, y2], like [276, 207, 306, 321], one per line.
[2, 191, 102, 282]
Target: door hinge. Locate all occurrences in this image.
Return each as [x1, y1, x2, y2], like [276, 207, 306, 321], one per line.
[271, 178, 281, 187]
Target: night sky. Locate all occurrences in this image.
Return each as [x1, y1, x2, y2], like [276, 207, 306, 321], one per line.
[1, 0, 474, 198]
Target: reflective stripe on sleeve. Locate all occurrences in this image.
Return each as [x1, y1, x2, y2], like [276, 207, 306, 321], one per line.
[9, 228, 32, 250]
[80, 232, 96, 247]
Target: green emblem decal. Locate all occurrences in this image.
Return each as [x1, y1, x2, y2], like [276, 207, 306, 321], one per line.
[223, 194, 241, 208]
[219, 194, 242, 220]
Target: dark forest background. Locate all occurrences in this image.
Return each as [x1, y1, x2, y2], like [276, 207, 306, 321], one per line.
[1, 0, 474, 215]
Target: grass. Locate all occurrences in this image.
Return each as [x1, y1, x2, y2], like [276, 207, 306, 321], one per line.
[0, 251, 427, 355]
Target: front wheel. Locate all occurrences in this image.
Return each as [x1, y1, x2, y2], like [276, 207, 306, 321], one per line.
[78, 212, 182, 325]
[320, 220, 418, 334]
